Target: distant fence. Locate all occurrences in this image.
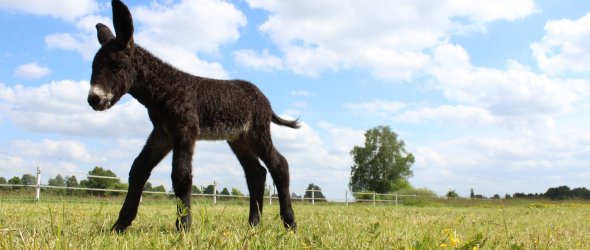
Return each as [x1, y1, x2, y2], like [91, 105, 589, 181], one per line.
[1, 167, 435, 205]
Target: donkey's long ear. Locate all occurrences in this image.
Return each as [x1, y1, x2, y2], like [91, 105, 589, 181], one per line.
[96, 23, 115, 45]
[112, 0, 134, 53]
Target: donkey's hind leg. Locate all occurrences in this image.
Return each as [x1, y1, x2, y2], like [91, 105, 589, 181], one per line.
[249, 130, 297, 231]
[228, 138, 267, 227]
[113, 128, 172, 233]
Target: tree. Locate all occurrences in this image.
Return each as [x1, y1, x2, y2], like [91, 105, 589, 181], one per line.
[144, 181, 153, 191]
[66, 176, 79, 187]
[85, 166, 121, 196]
[0, 176, 8, 191]
[48, 174, 66, 195]
[304, 183, 326, 201]
[220, 187, 230, 195]
[349, 126, 414, 194]
[48, 174, 66, 187]
[152, 185, 166, 192]
[65, 175, 79, 195]
[21, 174, 36, 186]
[231, 187, 243, 196]
[446, 189, 459, 198]
[203, 184, 216, 194]
[8, 176, 21, 190]
[571, 187, 590, 199]
[545, 185, 571, 200]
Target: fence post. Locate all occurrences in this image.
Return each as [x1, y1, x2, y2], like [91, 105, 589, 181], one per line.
[395, 193, 398, 206]
[311, 188, 315, 205]
[213, 180, 217, 205]
[269, 184, 272, 205]
[373, 192, 376, 206]
[345, 190, 348, 206]
[35, 167, 41, 202]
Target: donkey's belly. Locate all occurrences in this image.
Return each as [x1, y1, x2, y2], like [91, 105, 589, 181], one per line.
[197, 123, 250, 141]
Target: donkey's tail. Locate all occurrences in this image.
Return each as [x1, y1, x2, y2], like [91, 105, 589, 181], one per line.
[272, 112, 301, 129]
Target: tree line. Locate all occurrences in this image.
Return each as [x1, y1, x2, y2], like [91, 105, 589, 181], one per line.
[443, 186, 590, 200]
[0, 166, 326, 200]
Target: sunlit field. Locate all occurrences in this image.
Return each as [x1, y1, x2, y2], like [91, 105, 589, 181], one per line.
[1, 195, 589, 249]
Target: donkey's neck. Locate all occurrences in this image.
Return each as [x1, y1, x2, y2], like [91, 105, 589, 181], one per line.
[129, 45, 201, 107]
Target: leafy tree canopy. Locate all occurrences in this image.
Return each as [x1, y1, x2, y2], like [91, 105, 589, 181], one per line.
[85, 166, 121, 195]
[21, 174, 37, 186]
[349, 126, 414, 193]
[231, 187, 243, 196]
[304, 183, 326, 200]
[48, 174, 66, 187]
[203, 184, 216, 194]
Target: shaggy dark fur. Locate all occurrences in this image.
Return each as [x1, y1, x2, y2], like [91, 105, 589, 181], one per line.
[88, 0, 298, 232]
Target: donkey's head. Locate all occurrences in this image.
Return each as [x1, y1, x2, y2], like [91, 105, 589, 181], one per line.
[88, 0, 135, 111]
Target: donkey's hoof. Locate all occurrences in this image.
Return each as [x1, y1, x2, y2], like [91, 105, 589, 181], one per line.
[285, 221, 297, 232]
[248, 217, 261, 227]
[111, 221, 130, 233]
[175, 219, 191, 232]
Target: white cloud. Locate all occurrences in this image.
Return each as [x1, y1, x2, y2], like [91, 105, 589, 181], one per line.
[344, 100, 406, 119]
[268, 119, 364, 198]
[234, 49, 284, 71]
[44, 0, 244, 78]
[13, 62, 51, 80]
[317, 121, 364, 155]
[447, 0, 537, 22]
[0, 0, 98, 22]
[531, 12, 590, 75]
[45, 32, 99, 61]
[394, 105, 499, 125]
[133, 0, 246, 54]
[431, 43, 589, 117]
[44, 14, 110, 60]
[0, 155, 26, 171]
[246, 0, 536, 78]
[0, 80, 151, 138]
[346, 44, 588, 127]
[130, 0, 246, 78]
[136, 42, 228, 79]
[291, 90, 310, 97]
[11, 139, 103, 163]
[411, 129, 590, 196]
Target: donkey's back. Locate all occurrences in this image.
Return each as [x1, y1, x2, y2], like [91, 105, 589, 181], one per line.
[191, 78, 274, 141]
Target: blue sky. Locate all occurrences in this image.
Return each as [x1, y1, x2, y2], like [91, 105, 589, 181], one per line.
[1, 0, 590, 200]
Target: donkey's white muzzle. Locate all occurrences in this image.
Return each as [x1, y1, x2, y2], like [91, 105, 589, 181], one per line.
[88, 85, 114, 111]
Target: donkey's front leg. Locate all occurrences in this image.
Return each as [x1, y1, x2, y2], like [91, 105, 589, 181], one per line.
[112, 129, 172, 233]
[171, 139, 196, 231]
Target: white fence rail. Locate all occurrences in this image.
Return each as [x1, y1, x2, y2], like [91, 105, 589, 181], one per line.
[1, 167, 433, 205]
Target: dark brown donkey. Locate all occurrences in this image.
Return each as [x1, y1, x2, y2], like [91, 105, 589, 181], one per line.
[88, 0, 299, 232]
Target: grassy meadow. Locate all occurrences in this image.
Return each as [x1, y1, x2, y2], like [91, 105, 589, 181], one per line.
[1, 196, 589, 249]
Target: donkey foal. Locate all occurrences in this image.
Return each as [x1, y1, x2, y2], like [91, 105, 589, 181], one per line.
[88, 0, 299, 232]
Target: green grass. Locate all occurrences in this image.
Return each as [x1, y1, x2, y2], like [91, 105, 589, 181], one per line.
[1, 197, 589, 249]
